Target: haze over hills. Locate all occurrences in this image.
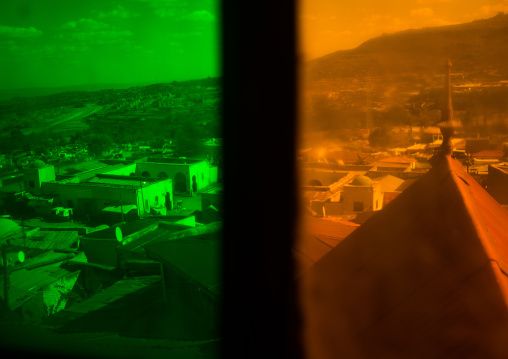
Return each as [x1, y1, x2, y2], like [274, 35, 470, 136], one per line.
[307, 13, 508, 81]
[0, 83, 156, 101]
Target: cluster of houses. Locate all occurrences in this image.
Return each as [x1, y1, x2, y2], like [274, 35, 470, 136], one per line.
[0, 153, 223, 354]
[110, 87, 221, 111]
[299, 133, 508, 223]
[297, 146, 508, 358]
[8, 155, 220, 222]
[296, 61, 508, 358]
[0, 217, 221, 351]
[1, 144, 90, 168]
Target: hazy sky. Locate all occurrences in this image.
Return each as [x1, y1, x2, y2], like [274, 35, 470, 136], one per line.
[0, 0, 220, 89]
[300, 0, 508, 60]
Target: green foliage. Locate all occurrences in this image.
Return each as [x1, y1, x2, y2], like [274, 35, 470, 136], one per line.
[173, 120, 205, 156]
[309, 94, 366, 131]
[380, 106, 415, 126]
[369, 127, 394, 148]
[83, 133, 113, 156]
[148, 137, 166, 149]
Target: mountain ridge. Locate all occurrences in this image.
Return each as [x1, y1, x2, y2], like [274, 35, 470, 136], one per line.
[308, 13, 508, 80]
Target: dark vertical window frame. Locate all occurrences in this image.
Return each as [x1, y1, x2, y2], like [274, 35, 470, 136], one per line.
[222, 1, 301, 358]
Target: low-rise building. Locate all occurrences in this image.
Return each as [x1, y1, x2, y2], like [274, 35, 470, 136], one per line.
[41, 174, 172, 222]
[23, 160, 56, 196]
[144, 231, 221, 340]
[342, 175, 383, 214]
[136, 158, 218, 195]
[488, 162, 508, 205]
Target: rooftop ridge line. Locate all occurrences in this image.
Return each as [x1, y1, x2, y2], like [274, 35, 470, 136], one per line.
[446, 157, 508, 276]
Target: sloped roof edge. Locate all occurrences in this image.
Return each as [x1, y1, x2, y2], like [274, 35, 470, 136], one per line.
[300, 155, 508, 358]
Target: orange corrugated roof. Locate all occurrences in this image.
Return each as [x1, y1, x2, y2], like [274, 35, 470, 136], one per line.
[395, 177, 419, 192]
[378, 157, 416, 164]
[300, 155, 508, 359]
[472, 150, 505, 158]
[383, 191, 400, 206]
[294, 216, 359, 276]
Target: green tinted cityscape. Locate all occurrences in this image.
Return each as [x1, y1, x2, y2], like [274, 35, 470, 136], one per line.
[0, 1, 222, 358]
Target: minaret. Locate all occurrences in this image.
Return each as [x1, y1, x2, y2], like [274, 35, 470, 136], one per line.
[439, 58, 454, 157]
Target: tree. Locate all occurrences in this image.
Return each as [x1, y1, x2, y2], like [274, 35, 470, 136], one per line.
[149, 137, 165, 149]
[83, 133, 113, 157]
[383, 106, 415, 126]
[368, 127, 394, 148]
[173, 120, 205, 156]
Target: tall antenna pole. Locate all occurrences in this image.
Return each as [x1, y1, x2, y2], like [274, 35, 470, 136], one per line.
[366, 78, 373, 129]
[120, 191, 125, 223]
[439, 59, 454, 157]
[139, 179, 146, 218]
[2, 244, 9, 310]
[16, 165, 26, 245]
[442, 59, 453, 124]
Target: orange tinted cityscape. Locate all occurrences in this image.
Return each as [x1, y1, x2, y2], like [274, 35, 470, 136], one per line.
[296, 1, 508, 358]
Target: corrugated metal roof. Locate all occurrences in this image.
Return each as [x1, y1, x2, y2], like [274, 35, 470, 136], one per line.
[144, 233, 221, 296]
[294, 217, 358, 276]
[396, 177, 420, 192]
[0, 252, 80, 310]
[293, 236, 333, 267]
[7, 230, 78, 250]
[472, 150, 505, 158]
[14, 250, 76, 270]
[83, 218, 160, 240]
[120, 226, 190, 253]
[304, 216, 359, 240]
[378, 156, 416, 164]
[62, 276, 161, 315]
[0, 219, 22, 239]
[292, 248, 315, 275]
[198, 183, 223, 194]
[102, 205, 137, 214]
[383, 191, 401, 206]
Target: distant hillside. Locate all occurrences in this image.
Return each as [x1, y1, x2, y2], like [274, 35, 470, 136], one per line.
[308, 13, 508, 80]
[0, 83, 145, 101]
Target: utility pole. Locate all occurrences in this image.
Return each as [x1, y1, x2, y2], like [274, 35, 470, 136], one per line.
[120, 191, 125, 223]
[2, 244, 10, 311]
[366, 78, 373, 130]
[139, 179, 146, 217]
[16, 165, 26, 246]
[160, 262, 167, 303]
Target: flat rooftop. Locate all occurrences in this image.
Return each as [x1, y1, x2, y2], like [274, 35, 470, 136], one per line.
[56, 160, 109, 176]
[198, 183, 223, 194]
[56, 176, 165, 189]
[490, 162, 508, 174]
[146, 158, 203, 165]
[57, 163, 134, 183]
[86, 176, 167, 188]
